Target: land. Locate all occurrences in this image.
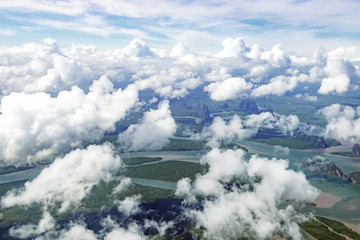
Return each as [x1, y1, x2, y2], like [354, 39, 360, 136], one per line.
[0, 95, 360, 239]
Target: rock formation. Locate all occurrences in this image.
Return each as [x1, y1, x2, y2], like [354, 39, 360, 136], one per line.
[352, 143, 360, 157]
[239, 99, 259, 114]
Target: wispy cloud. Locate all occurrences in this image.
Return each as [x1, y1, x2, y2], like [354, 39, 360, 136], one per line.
[1, 0, 360, 51]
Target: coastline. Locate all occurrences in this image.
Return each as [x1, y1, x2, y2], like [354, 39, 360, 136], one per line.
[314, 192, 341, 208]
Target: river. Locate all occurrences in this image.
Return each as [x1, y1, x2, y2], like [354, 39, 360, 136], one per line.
[0, 142, 359, 224]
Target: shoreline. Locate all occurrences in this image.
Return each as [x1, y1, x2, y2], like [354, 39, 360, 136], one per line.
[314, 192, 341, 208]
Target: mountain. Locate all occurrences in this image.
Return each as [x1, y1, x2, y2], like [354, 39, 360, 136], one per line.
[239, 99, 259, 114]
[194, 103, 212, 125]
[352, 143, 360, 157]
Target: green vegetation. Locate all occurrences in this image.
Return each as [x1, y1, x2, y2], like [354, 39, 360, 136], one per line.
[331, 151, 359, 158]
[175, 124, 203, 137]
[82, 181, 175, 211]
[349, 172, 360, 183]
[162, 138, 209, 151]
[300, 219, 346, 240]
[251, 136, 340, 150]
[251, 137, 322, 149]
[305, 202, 317, 207]
[219, 142, 248, 152]
[124, 161, 204, 182]
[316, 216, 360, 240]
[0, 180, 26, 197]
[122, 157, 163, 165]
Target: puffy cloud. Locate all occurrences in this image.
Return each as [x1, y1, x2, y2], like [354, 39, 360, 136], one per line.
[217, 37, 250, 59]
[318, 47, 360, 94]
[104, 228, 145, 240]
[319, 104, 360, 142]
[57, 224, 98, 240]
[199, 115, 255, 147]
[295, 93, 318, 101]
[199, 112, 299, 147]
[1, 144, 123, 212]
[2, 37, 359, 101]
[204, 77, 253, 101]
[0, 38, 91, 95]
[115, 195, 141, 217]
[121, 38, 154, 58]
[0, 76, 138, 165]
[9, 211, 55, 239]
[273, 145, 290, 156]
[194, 148, 247, 195]
[118, 100, 176, 151]
[177, 148, 319, 239]
[251, 75, 299, 97]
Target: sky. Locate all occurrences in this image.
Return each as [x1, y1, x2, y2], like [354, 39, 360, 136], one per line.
[1, 0, 360, 53]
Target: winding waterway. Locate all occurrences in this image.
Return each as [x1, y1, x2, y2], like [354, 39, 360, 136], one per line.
[1, 142, 359, 225]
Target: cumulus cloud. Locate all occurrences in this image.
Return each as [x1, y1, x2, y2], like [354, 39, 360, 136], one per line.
[0, 38, 91, 95]
[104, 228, 145, 240]
[204, 77, 253, 101]
[318, 47, 360, 94]
[0, 76, 138, 165]
[57, 224, 98, 240]
[295, 93, 318, 101]
[199, 115, 255, 147]
[118, 100, 176, 151]
[9, 211, 55, 239]
[251, 75, 299, 97]
[199, 112, 299, 147]
[115, 195, 141, 217]
[176, 148, 319, 239]
[273, 145, 290, 156]
[319, 104, 360, 142]
[1, 144, 123, 212]
[1, 37, 359, 101]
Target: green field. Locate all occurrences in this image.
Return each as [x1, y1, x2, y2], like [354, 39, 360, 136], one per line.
[122, 157, 163, 165]
[300, 216, 360, 240]
[124, 161, 204, 182]
[316, 216, 360, 240]
[162, 138, 209, 151]
[331, 152, 359, 158]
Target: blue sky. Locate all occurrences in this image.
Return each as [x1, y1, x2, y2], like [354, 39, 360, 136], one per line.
[1, 0, 360, 54]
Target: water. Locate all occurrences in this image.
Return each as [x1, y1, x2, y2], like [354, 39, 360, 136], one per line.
[238, 140, 360, 224]
[0, 168, 42, 184]
[1, 144, 359, 224]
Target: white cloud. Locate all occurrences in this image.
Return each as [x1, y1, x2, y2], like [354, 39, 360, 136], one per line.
[177, 148, 319, 239]
[104, 228, 145, 240]
[0, 76, 138, 164]
[199, 112, 299, 147]
[0, 38, 92, 95]
[9, 211, 55, 239]
[57, 224, 98, 240]
[318, 47, 360, 94]
[199, 115, 255, 147]
[118, 100, 176, 151]
[295, 93, 318, 101]
[115, 195, 141, 217]
[1, 144, 123, 212]
[204, 77, 253, 101]
[319, 104, 360, 142]
[251, 75, 298, 97]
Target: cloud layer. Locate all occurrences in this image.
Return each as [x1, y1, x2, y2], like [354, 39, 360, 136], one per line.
[176, 148, 319, 239]
[0, 38, 359, 101]
[1, 144, 123, 212]
[118, 100, 176, 151]
[0, 76, 137, 165]
[319, 104, 360, 142]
